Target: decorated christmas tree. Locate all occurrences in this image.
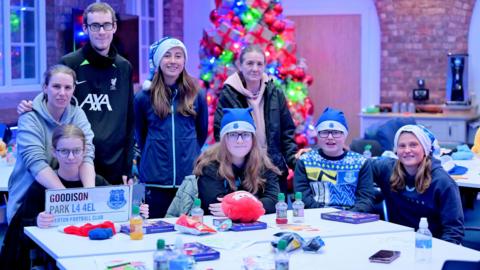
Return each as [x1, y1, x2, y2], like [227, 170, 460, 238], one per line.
[199, 0, 316, 147]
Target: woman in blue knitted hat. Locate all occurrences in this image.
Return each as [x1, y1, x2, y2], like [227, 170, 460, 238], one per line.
[195, 108, 281, 215]
[134, 37, 208, 218]
[293, 107, 375, 213]
[372, 125, 464, 244]
[213, 45, 298, 195]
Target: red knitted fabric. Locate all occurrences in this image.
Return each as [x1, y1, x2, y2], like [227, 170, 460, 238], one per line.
[63, 221, 116, 237]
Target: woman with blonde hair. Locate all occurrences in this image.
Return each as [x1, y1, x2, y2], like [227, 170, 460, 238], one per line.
[195, 108, 280, 215]
[372, 125, 464, 244]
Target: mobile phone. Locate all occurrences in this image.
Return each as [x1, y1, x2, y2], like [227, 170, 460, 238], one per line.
[369, 250, 401, 264]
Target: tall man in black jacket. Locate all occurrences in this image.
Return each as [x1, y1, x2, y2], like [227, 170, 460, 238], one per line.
[18, 2, 134, 185]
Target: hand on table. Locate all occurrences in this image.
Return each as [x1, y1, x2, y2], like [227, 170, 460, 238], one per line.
[139, 203, 149, 219]
[37, 211, 54, 228]
[209, 197, 225, 217]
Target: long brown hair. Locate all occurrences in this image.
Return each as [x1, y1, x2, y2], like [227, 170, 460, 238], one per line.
[150, 68, 198, 119]
[194, 134, 281, 194]
[390, 156, 432, 193]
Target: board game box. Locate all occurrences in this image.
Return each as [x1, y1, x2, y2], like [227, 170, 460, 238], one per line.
[320, 211, 379, 224]
[230, 221, 267, 231]
[120, 220, 175, 234]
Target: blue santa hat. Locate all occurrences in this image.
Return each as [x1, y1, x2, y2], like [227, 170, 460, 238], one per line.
[220, 108, 256, 139]
[142, 37, 188, 90]
[315, 107, 349, 136]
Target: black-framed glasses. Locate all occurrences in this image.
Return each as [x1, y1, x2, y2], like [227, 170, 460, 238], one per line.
[227, 132, 253, 141]
[86, 22, 115, 32]
[56, 148, 84, 158]
[318, 130, 344, 138]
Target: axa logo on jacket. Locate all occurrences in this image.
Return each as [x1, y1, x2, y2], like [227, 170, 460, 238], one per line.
[80, 93, 113, 111]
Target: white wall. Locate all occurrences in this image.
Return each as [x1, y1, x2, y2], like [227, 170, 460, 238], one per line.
[282, 0, 381, 109]
[182, 0, 380, 108]
[468, 0, 480, 111]
[183, 0, 216, 78]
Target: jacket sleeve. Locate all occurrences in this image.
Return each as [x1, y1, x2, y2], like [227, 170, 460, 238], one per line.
[277, 87, 298, 169]
[166, 176, 197, 218]
[197, 165, 228, 215]
[371, 158, 395, 192]
[258, 170, 280, 214]
[350, 159, 375, 213]
[195, 89, 208, 147]
[293, 158, 323, 208]
[213, 89, 227, 142]
[72, 108, 95, 165]
[438, 178, 465, 244]
[122, 65, 135, 177]
[16, 114, 50, 177]
[133, 91, 148, 152]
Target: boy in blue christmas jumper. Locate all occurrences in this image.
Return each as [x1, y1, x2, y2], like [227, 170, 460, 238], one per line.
[294, 107, 375, 212]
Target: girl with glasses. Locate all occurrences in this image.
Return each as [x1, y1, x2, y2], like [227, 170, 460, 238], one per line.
[7, 65, 96, 227]
[195, 108, 281, 216]
[293, 107, 375, 212]
[2, 66, 96, 270]
[1, 124, 149, 269]
[135, 38, 208, 218]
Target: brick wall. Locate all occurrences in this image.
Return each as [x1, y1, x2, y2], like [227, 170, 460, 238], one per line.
[163, 0, 184, 39]
[375, 0, 475, 104]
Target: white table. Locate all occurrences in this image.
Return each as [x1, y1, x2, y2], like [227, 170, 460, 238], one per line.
[0, 160, 13, 192]
[25, 208, 412, 260]
[451, 159, 480, 188]
[56, 231, 480, 270]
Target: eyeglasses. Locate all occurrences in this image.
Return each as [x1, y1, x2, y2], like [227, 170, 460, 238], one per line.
[318, 130, 344, 138]
[86, 22, 115, 32]
[227, 132, 253, 141]
[56, 148, 84, 158]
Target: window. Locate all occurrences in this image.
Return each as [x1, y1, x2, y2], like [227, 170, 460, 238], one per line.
[0, 3, 5, 86]
[0, 0, 46, 91]
[126, 0, 162, 84]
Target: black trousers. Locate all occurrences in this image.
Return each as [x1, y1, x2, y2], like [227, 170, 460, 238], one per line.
[145, 186, 178, 218]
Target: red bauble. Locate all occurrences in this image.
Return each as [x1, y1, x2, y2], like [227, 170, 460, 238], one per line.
[209, 9, 220, 25]
[263, 10, 276, 26]
[273, 3, 283, 15]
[272, 20, 286, 33]
[212, 45, 222, 57]
[278, 66, 288, 79]
[226, 11, 235, 20]
[292, 67, 306, 81]
[304, 97, 314, 116]
[304, 74, 314, 86]
[232, 16, 241, 26]
[295, 134, 309, 149]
